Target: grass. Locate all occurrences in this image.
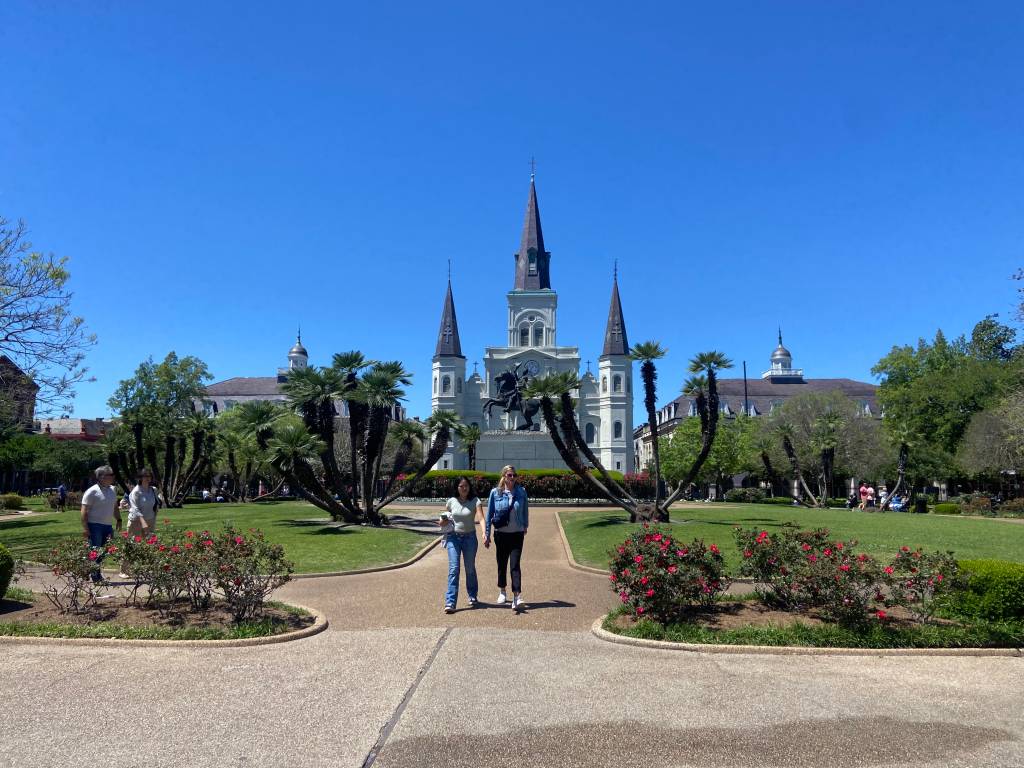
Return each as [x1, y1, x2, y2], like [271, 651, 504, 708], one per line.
[602, 606, 1024, 649]
[560, 503, 1024, 573]
[0, 501, 433, 573]
[0, 616, 305, 640]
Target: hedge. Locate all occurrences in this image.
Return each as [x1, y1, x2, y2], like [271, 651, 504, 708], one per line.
[0, 543, 14, 600]
[0, 493, 25, 512]
[950, 560, 1024, 621]
[400, 469, 652, 500]
[933, 503, 961, 516]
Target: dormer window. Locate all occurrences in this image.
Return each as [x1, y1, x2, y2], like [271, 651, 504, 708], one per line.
[528, 252, 537, 275]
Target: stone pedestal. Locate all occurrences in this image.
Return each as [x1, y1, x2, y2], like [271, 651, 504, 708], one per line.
[474, 431, 568, 472]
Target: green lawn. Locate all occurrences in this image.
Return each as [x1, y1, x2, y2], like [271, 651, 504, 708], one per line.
[560, 504, 1024, 573]
[0, 501, 433, 573]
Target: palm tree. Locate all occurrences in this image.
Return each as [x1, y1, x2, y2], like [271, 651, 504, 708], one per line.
[812, 412, 844, 504]
[753, 431, 779, 495]
[879, 424, 914, 512]
[234, 400, 285, 451]
[381, 420, 428, 498]
[629, 341, 667, 509]
[457, 424, 482, 470]
[777, 423, 817, 507]
[356, 364, 408, 524]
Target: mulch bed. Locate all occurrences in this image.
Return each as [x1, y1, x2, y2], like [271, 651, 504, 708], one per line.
[612, 600, 953, 632]
[0, 595, 313, 633]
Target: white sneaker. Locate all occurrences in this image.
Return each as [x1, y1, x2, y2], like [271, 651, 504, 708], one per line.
[496, 590, 507, 605]
[512, 594, 524, 612]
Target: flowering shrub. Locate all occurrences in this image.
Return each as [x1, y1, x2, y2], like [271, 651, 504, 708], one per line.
[41, 538, 103, 613]
[0, 493, 25, 511]
[882, 547, 960, 622]
[0, 542, 15, 600]
[608, 525, 730, 623]
[46, 523, 293, 621]
[400, 468, 654, 500]
[733, 525, 832, 609]
[45, 491, 83, 510]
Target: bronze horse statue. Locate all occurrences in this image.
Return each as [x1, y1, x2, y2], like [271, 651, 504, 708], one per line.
[482, 363, 541, 431]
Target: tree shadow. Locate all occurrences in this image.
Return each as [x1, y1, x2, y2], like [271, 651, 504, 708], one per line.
[580, 515, 629, 530]
[279, 519, 357, 535]
[0, 518, 52, 531]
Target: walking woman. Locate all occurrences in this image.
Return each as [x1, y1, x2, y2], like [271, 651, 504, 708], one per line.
[126, 468, 159, 537]
[440, 476, 483, 613]
[484, 464, 529, 612]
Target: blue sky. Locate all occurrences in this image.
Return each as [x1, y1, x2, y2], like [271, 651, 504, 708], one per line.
[2, 2, 1022, 420]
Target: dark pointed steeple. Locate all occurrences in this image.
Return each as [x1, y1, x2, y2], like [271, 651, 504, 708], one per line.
[601, 271, 629, 357]
[513, 177, 551, 290]
[434, 280, 464, 358]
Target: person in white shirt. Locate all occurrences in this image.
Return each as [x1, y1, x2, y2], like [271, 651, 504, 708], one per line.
[81, 465, 122, 583]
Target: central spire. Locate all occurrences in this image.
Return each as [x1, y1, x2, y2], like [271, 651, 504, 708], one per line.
[513, 177, 551, 290]
[601, 272, 630, 357]
[434, 279, 464, 358]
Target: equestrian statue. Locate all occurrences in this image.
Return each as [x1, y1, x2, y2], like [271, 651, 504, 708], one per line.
[482, 362, 541, 431]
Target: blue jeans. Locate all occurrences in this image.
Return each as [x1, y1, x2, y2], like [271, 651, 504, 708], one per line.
[87, 523, 113, 582]
[444, 533, 478, 608]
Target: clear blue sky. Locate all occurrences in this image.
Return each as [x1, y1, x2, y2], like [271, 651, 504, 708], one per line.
[2, 2, 1022, 420]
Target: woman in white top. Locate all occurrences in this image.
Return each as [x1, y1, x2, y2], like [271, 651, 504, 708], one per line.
[440, 476, 484, 614]
[126, 468, 159, 536]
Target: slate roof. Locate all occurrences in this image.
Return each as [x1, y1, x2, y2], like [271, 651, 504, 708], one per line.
[601, 277, 629, 357]
[513, 178, 551, 290]
[205, 377, 283, 397]
[434, 280, 464, 358]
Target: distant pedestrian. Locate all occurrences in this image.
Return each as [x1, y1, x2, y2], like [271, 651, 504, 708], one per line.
[81, 465, 122, 583]
[126, 469, 159, 537]
[858, 482, 869, 511]
[439, 476, 483, 613]
[867, 486, 876, 509]
[485, 464, 529, 612]
[56, 483, 68, 513]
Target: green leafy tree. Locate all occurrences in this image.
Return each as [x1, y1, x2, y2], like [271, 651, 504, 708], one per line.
[31, 438, 105, 489]
[106, 352, 215, 506]
[456, 423, 482, 471]
[661, 415, 757, 494]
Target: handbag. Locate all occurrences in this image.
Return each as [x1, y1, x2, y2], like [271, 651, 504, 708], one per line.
[490, 490, 512, 530]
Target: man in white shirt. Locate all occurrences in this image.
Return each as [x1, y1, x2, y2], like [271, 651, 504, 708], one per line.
[81, 465, 122, 583]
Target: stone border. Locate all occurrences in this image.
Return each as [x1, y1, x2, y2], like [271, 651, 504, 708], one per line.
[591, 616, 1023, 657]
[291, 534, 442, 579]
[0, 603, 329, 649]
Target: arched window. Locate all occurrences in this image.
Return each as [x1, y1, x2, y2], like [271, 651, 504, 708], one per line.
[456, 378, 462, 393]
[613, 375, 622, 392]
[585, 423, 596, 444]
[533, 324, 543, 346]
[520, 326, 529, 346]
[528, 252, 537, 275]
[602, 376, 608, 393]
[442, 375, 451, 394]
[614, 421, 623, 439]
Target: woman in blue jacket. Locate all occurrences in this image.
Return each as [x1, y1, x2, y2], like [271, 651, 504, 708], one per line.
[484, 464, 529, 612]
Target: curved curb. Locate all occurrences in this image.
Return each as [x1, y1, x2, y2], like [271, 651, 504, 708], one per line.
[291, 535, 442, 579]
[0, 603, 328, 649]
[591, 616, 1023, 657]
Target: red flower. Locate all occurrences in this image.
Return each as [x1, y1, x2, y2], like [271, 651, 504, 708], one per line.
[622, 569, 631, 577]
[233, 578, 241, 586]
[937, 573, 944, 582]
[835, 542, 844, 550]
[677, 549, 688, 556]
[667, 565, 677, 574]
[807, 554, 818, 563]
[653, 534, 662, 542]
[158, 544, 167, 552]
[884, 566, 894, 575]
[634, 555, 643, 563]
[146, 535, 158, 545]
[133, 535, 142, 543]
[801, 544, 812, 552]
[88, 550, 99, 561]
[170, 545, 181, 554]
[709, 544, 719, 554]
[106, 546, 118, 554]
[636, 606, 644, 614]
[645, 589, 654, 597]
[617, 547, 625, 554]
[900, 546, 910, 553]
[163, 564, 170, 571]
[185, 531, 194, 538]
[184, 542, 193, 550]
[875, 609, 888, 620]
[120, 531, 129, 538]
[823, 548, 832, 556]
[743, 550, 753, 558]
[838, 564, 850, 572]
[203, 540, 214, 548]
[640, 576, 648, 585]
[234, 536, 245, 545]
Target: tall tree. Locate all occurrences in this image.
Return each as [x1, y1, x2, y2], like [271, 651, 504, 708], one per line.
[456, 423, 482, 471]
[0, 217, 96, 415]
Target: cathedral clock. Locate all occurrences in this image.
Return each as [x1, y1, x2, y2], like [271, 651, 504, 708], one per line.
[524, 359, 541, 376]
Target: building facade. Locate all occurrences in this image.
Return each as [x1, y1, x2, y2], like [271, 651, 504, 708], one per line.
[633, 332, 880, 468]
[430, 177, 634, 473]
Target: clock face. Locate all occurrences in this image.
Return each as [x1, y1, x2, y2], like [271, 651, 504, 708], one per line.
[524, 359, 541, 376]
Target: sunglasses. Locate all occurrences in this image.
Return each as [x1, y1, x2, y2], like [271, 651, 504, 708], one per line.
[505, 472, 517, 477]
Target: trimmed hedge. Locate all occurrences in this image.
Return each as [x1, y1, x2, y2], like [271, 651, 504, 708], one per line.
[951, 559, 1024, 621]
[0, 543, 14, 600]
[0, 493, 25, 512]
[934, 502, 961, 516]
[400, 469, 652, 500]
[723, 488, 766, 503]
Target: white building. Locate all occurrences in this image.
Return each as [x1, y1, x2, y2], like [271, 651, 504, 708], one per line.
[430, 177, 634, 473]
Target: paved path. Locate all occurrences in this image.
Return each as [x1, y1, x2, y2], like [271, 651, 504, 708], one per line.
[3, 508, 1023, 768]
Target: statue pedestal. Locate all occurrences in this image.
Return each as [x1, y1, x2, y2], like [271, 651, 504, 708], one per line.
[475, 431, 569, 472]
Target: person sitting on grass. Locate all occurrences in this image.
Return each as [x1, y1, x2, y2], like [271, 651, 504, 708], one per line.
[81, 465, 122, 584]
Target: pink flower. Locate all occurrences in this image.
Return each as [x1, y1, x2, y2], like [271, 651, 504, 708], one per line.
[636, 606, 644, 614]
[884, 566, 894, 575]
[677, 549, 687, 557]
[839, 564, 850, 572]
[901, 546, 910, 553]
[807, 554, 817, 563]
[667, 565, 677, 574]
[106, 546, 118, 554]
[170, 545, 181, 554]
[634, 555, 643, 563]
[743, 550, 753, 558]
[185, 531, 194, 538]
[234, 536, 245, 545]
[622, 569, 631, 577]
[835, 542, 844, 550]
[653, 534, 662, 542]
[823, 548, 832, 556]
[120, 531, 129, 538]
[617, 547, 625, 554]
[937, 573, 944, 582]
[184, 542, 193, 550]
[203, 540, 214, 548]
[645, 589, 654, 597]
[801, 544, 812, 552]
[640, 576, 649, 585]
[88, 550, 99, 560]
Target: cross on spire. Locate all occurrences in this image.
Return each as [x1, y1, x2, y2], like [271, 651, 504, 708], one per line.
[529, 156, 536, 180]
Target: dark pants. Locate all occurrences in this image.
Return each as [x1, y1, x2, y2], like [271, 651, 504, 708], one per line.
[86, 522, 113, 582]
[494, 530, 525, 593]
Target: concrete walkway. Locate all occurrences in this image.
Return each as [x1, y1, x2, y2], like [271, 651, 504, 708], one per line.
[2, 507, 1023, 768]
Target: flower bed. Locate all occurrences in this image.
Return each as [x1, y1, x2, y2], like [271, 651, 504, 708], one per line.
[601, 524, 1024, 649]
[1, 522, 302, 640]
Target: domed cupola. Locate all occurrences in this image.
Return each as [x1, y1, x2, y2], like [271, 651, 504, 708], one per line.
[288, 330, 308, 371]
[762, 329, 804, 382]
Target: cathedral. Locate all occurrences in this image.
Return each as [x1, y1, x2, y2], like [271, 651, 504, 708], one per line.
[430, 177, 635, 473]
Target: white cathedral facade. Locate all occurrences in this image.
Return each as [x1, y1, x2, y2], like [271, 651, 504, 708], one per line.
[430, 177, 635, 474]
